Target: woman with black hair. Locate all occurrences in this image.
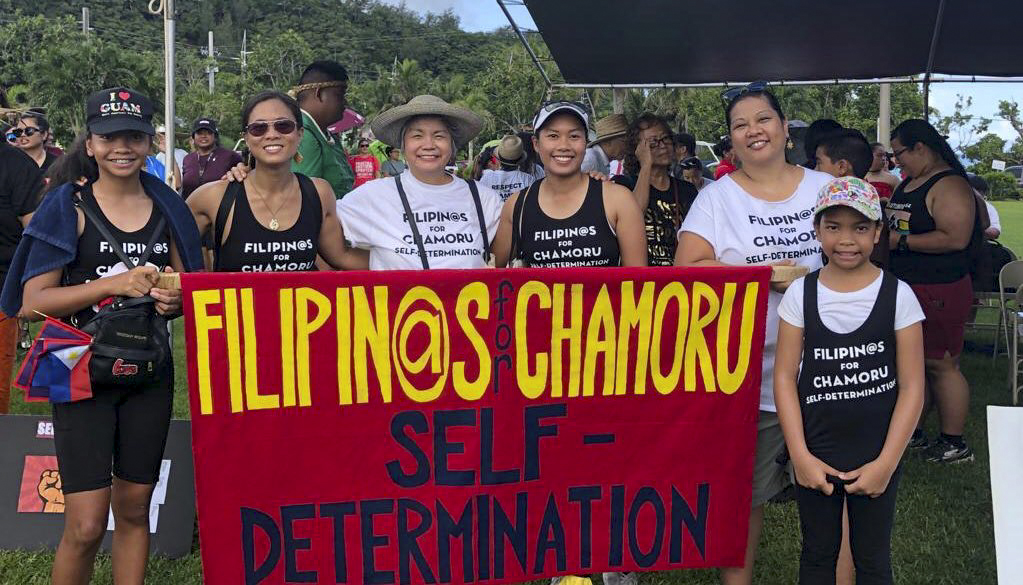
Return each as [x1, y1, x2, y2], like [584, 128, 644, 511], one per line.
[887, 118, 980, 464]
[9, 111, 60, 172]
[676, 82, 833, 585]
[1, 87, 203, 585]
[493, 101, 646, 269]
[613, 113, 698, 266]
[516, 130, 546, 180]
[188, 91, 366, 272]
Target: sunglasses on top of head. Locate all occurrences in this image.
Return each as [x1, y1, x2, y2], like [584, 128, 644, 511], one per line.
[244, 119, 297, 137]
[680, 156, 702, 170]
[539, 100, 588, 114]
[721, 81, 769, 105]
[536, 100, 589, 120]
[6, 127, 43, 140]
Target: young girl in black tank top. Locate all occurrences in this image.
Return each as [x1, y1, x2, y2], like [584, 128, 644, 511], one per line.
[64, 186, 171, 324]
[187, 91, 367, 272]
[775, 178, 925, 585]
[11, 87, 202, 585]
[493, 102, 647, 269]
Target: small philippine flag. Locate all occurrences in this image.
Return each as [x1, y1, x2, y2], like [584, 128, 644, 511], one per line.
[14, 317, 93, 403]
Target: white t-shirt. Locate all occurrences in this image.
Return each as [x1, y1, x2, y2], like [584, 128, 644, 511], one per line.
[479, 169, 538, 201]
[778, 272, 925, 333]
[680, 168, 832, 411]
[986, 201, 1001, 233]
[337, 170, 502, 270]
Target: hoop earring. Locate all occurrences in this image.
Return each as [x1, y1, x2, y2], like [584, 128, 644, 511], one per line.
[293, 151, 303, 164]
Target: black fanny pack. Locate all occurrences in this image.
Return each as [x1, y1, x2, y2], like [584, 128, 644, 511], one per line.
[74, 191, 170, 388]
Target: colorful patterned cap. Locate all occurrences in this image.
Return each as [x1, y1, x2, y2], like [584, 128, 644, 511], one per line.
[815, 176, 881, 221]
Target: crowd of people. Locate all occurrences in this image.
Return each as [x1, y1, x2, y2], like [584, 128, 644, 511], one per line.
[0, 61, 1001, 585]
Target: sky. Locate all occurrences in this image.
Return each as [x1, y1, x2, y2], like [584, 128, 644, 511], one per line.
[384, 0, 1023, 149]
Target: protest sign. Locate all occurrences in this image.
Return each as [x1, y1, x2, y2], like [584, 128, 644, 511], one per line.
[182, 267, 770, 584]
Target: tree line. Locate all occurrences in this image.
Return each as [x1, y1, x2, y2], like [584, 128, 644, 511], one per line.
[1, 0, 1020, 193]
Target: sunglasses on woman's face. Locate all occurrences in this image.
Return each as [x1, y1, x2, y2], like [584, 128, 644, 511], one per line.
[6, 127, 42, 140]
[721, 80, 769, 104]
[244, 119, 297, 137]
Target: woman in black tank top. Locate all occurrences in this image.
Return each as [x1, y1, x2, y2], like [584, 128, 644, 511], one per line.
[886, 119, 981, 463]
[15, 88, 201, 585]
[493, 102, 646, 268]
[187, 91, 368, 272]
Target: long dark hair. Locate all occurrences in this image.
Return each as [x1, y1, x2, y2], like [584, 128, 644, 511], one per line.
[516, 131, 542, 176]
[893, 118, 985, 274]
[45, 133, 98, 186]
[891, 118, 967, 177]
[472, 146, 496, 181]
[623, 113, 672, 176]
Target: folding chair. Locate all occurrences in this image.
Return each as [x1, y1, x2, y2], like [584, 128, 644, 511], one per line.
[1009, 287, 1023, 405]
[993, 261, 1023, 361]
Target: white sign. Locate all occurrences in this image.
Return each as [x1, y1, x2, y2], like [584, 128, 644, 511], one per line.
[992, 159, 1007, 171]
[988, 406, 1023, 583]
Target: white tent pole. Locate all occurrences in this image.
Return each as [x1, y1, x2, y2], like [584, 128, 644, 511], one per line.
[496, 0, 552, 89]
[149, 0, 175, 187]
[879, 83, 891, 147]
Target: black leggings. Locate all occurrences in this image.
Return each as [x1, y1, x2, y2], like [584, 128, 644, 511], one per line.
[796, 469, 901, 585]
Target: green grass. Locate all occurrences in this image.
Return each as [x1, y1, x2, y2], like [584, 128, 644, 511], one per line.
[0, 301, 1010, 584]
[992, 200, 1023, 255]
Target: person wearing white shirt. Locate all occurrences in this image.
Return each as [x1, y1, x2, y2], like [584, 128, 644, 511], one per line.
[581, 114, 629, 176]
[479, 134, 540, 201]
[676, 82, 833, 585]
[337, 95, 501, 270]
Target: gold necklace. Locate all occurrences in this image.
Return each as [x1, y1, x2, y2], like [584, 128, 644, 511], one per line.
[247, 179, 292, 231]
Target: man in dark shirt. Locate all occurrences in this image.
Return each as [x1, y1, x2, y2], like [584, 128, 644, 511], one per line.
[0, 142, 44, 412]
[181, 117, 242, 199]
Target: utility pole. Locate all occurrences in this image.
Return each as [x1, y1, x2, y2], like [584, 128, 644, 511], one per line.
[81, 7, 90, 36]
[206, 31, 217, 94]
[878, 83, 891, 147]
[240, 30, 248, 75]
[147, 0, 176, 188]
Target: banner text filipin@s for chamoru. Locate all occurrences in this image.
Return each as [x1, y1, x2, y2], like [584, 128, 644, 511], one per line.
[189, 279, 761, 415]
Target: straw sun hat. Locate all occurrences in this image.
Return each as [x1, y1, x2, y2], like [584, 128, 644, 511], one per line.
[587, 114, 628, 148]
[370, 95, 483, 149]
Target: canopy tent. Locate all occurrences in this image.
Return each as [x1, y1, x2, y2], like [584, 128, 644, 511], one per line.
[507, 0, 1023, 88]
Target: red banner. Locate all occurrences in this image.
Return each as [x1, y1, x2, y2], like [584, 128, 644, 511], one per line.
[182, 267, 770, 584]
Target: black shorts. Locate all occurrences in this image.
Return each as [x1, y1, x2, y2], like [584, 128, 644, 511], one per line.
[51, 370, 174, 494]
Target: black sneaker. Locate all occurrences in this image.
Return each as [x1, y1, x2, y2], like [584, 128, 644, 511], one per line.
[925, 437, 974, 464]
[908, 430, 929, 451]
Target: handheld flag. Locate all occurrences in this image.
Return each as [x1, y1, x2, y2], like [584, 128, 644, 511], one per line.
[14, 317, 93, 403]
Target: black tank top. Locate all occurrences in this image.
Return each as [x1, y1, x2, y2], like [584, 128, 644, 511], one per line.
[64, 188, 170, 327]
[215, 174, 322, 272]
[796, 270, 899, 471]
[887, 170, 970, 284]
[518, 177, 620, 268]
